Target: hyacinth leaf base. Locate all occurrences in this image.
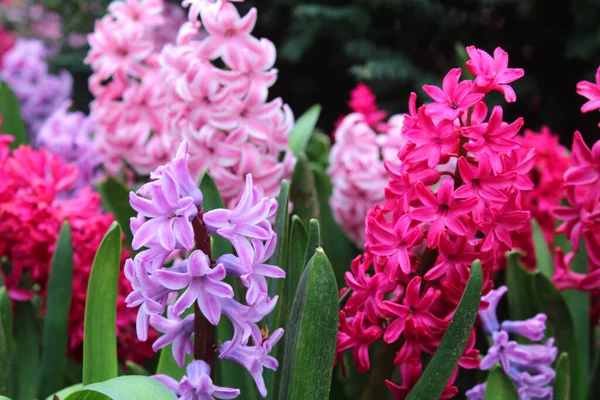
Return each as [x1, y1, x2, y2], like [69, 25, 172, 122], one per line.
[484, 366, 519, 400]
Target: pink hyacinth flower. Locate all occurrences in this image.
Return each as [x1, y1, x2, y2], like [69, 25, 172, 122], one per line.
[466, 46, 524, 102]
[576, 66, 600, 114]
[422, 68, 484, 120]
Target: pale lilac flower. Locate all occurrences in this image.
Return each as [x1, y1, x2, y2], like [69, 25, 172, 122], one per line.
[480, 330, 533, 372]
[156, 250, 234, 323]
[153, 360, 240, 399]
[479, 285, 508, 333]
[217, 236, 285, 304]
[150, 307, 195, 367]
[500, 314, 547, 342]
[513, 371, 554, 400]
[220, 328, 284, 397]
[465, 383, 486, 400]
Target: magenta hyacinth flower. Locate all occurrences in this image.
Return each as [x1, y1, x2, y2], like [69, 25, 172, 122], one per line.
[156, 250, 234, 323]
[422, 68, 484, 120]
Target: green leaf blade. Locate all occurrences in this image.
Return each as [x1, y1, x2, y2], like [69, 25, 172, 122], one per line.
[96, 178, 136, 245]
[278, 248, 339, 400]
[39, 222, 74, 398]
[532, 219, 553, 279]
[64, 376, 176, 400]
[406, 260, 483, 400]
[0, 82, 28, 148]
[554, 353, 570, 400]
[288, 104, 321, 156]
[484, 366, 519, 400]
[14, 302, 40, 400]
[82, 222, 122, 385]
[290, 153, 319, 226]
[303, 219, 321, 267]
[505, 251, 537, 323]
[286, 216, 308, 324]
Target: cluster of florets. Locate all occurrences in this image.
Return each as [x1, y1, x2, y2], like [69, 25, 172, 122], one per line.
[37, 101, 103, 195]
[87, 0, 295, 207]
[126, 141, 285, 398]
[0, 38, 72, 137]
[158, 0, 294, 207]
[328, 83, 406, 245]
[467, 286, 557, 400]
[337, 46, 533, 398]
[0, 131, 152, 364]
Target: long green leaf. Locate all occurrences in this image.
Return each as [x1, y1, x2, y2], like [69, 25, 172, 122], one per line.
[406, 260, 483, 400]
[83, 222, 122, 385]
[288, 104, 321, 156]
[46, 384, 83, 400]
[554, 353, 570, 400]
[533, 272, 582, 400]
[97, 177, 136, 244]
[39, 222, 74, 398]
[531, 219, 553, 278]
[286, 216, 308, 322]
[311, 164, 358, 286]
[14, 302, 39, 400]
[0, 292, 10, 396]
[505, 251, 537, 322]
[0, 82, 28, 148]
[265, 180, 291, 397]
[484, 366, 519, 400]
[155, 345, 186, 381]
[0, 286, 12, 364]
[278, 248, 339, 400]
[303, 219, 321, 267]
[64, 376, 176, 400]
[290, 153, 319, 226]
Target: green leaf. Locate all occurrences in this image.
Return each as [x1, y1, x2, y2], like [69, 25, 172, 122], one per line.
[532, 219, 553, 279]
[533, 272, 582, 400]
[0, 286, 12, 361]
[286, 216, 308, 324]
[303, 219, 321, 267]
[484, 366, 519, 400]
[265, 180, 291, 397]
[39, 222, 74, 398]
[278, 248, 339, 400]
[311, 164, 358, 286]
[288, 104, 321, 156]
[290, 153, 319, 227]
[64, 376, 176, 400]
[406, 260, 483, 400]
[505, 251, 537, 322]
[0, 82, 28, 148]
[96, 177, 135, 245]
[14, 302, 40, 400]
[45, 384, 83, 400]
[554, 353, 570, 400]
[124, 361, 148, 376]
[0, 291, 10, 396]
[304, 130, 331, 167]
[83, 222, 122, 385]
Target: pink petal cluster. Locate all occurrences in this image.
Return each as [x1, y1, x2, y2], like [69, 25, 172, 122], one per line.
[0, 132, 154, 364]
[158, 0, 294, 207]
[510, 127, 570, 269]
[551, 130, 600, 291]
[86, 0, 180, 175]
[337, 46, 532, 398]
[576, 66, 600, 117]
[328, 83, 406, 245]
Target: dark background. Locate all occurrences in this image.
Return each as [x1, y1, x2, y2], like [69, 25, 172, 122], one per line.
[54, 0, 600, 146]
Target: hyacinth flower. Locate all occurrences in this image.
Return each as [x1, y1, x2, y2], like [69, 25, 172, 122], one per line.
[337, 45, 533, 398]
[328, 83, 406, 245]
[87, 0, 295, 208]
[466, 286, 557, 400]
[125, 140, 284, 398]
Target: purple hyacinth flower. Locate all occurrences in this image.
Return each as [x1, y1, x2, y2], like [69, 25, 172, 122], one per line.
[155, 250, 234, 323]
[480, 330, 533, 373]
[220, 328, 284, 398]
[219, 294, 279, 356]
[479, 285, 507, 334]
[204, 174, 277, 268]
[500, 313, 547, 342]
[130, 141, 203, 252]
[517, 338, 558, 365]
[150, 306, 195, 368]
[465, 383, 486, 400]
[513, 371, 554, 400]
[217, 236, 285, 304]
[153, 360, 240, 399]
[124, 257, 173, 341]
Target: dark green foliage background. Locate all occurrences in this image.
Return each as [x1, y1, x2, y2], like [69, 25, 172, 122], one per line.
[48, 0, 600, 145]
